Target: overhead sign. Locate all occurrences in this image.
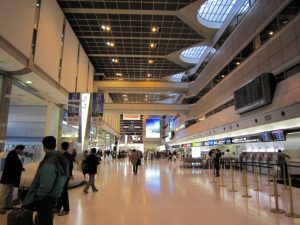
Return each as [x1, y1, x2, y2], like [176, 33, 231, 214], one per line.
[67, 93, 80, 126]
[123, 114, 141, 120]
[91, 93, 104, 125]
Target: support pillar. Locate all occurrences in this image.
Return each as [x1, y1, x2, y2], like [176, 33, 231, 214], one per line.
[44, 102, 61, 141]
[0, 76, 12, 150]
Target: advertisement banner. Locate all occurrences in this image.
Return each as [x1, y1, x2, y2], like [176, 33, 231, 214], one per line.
[67, 93, 80, 126]
[145, 117, 160, 138]
[91, 92, 104, 125]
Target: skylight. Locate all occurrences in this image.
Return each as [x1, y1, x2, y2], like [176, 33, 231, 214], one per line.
[238, 0, 250, 15]
[180, 46, 216, 64]
[197, 0, 237, 29]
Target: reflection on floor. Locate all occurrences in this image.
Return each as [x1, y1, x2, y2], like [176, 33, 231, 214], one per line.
[1, 158, 300, 225]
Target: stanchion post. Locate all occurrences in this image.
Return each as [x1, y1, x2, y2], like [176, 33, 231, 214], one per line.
[210, 162, 216, 183]
[270, 165, 280, 197]
[229, 163, 237, 192]
[242, 165, 252, 198]
[282, 163, 287, 190]
[267, 162, 271, 186]
[270, 166, 285, 214]
[254, 163, 261, 192]
[241, 163, 246, 187]
[285, 165, 300, 218]
[220, 160, 227, 187]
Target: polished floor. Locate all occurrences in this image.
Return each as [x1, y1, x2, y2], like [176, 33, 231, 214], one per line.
[1, 158, 300, 225]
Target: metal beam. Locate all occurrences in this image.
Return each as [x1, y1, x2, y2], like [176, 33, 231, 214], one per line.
[63, 8, 176, 16]
[79, 36, 202, 42]
[95, 81, 189, 94]
[89, 54, 166, 58]
[104, 103, 189, 115]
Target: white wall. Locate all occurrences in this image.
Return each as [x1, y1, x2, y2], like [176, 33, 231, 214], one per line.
[284, 133, 300, 158]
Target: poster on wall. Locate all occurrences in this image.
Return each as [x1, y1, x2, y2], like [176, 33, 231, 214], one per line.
[67, 93, 80, 126]
[145, 117, 160, 138]
[91, 92, 104, 125]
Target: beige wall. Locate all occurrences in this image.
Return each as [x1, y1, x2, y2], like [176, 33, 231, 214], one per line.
[60, 22, 78, 92]
[0, 0, 36, 58]
[35, 0, 64, 82]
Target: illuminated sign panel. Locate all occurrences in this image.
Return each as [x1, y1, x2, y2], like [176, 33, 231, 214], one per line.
[123, 114, 141, 120]
[145, 118, 160, 138]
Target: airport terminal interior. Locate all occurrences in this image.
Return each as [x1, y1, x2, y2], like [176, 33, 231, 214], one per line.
[1, 0, 300, 224]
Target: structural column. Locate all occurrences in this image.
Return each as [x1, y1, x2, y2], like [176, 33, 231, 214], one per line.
[44, 102, 61, 141]
[0, 76, 12, 150]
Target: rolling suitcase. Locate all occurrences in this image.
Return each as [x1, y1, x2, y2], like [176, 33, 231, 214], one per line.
[7, 208, 34, 225]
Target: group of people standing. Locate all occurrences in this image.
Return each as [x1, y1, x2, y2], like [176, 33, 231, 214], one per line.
[0, 136, 101, 225]
[0, 136, 70, 225]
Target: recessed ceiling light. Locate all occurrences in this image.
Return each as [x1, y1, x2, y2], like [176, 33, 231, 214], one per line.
[236, 62, 240, 65]
[106, 42, 115, 47]
[116, 73, 122, 76]
[149, 43, 158, 48]
[147, 73, 152, 77]
[221, 75, 225, 78]
[25, 80, 32, 84]
[151, 27, 160, 33]
[269, 31, 274, 35]
[112, 58, 119, 63]
[148, 60, 154, 64]
[102, 25, 111, 31]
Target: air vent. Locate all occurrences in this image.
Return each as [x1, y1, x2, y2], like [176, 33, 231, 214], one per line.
[265, 114, 272, 121]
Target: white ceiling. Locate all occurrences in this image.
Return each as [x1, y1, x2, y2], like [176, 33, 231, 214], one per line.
[10, 84, 46, 106]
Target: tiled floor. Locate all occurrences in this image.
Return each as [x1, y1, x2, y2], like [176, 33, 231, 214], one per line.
[1, 158, 300, 225]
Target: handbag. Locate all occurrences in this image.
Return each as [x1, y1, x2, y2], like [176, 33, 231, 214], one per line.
[7, 208, 34, 225]
[137, 159, 141, 166]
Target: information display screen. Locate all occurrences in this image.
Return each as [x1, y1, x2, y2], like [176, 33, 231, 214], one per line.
[261, 132, 273, 142]
[145, 118, 160, 138]
[271, 130, 286, 141]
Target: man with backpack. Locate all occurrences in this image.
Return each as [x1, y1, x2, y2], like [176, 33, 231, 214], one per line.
[22, 136, 69, 225]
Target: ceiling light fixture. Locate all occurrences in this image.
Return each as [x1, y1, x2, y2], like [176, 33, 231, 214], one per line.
[25, 80, 32, 84]
[112, 58, 119, 63]
[101, 25, 111, 31]
[151, 27, 160, 33]
[116, 73, 122, 76]
[221, 75, 225, 78]
[269, 31, 274, 35]
[147, 73, 152, 77]
[148, 60, 154, 64]
[149, 43, 158, 48]
[106, 42, 115, 47]
[236, 62, 240, 65]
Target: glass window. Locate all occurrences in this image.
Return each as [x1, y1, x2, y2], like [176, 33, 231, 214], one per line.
[197, 0, 238, 28]
[180, 46, 216, 64]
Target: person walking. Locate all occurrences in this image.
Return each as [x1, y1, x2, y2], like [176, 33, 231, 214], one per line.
[277, 149, 291, 179]
[130, 149, 140, 175]
[81, 150, 89, 179]
[0, 145, 25, 214]
[54, 142, 74, 216]
[83, 148, 99, 194]
[22, 136, 69, 225]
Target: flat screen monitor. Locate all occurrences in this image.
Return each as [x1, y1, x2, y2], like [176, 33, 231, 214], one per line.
[271, 130, 286, 141]
[261, 132, 273, 142]
[145, 118, 160, 138]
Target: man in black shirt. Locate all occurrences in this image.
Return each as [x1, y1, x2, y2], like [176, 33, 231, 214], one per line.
[0, 145, 25, 214]
[54, 142, 73, 216]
